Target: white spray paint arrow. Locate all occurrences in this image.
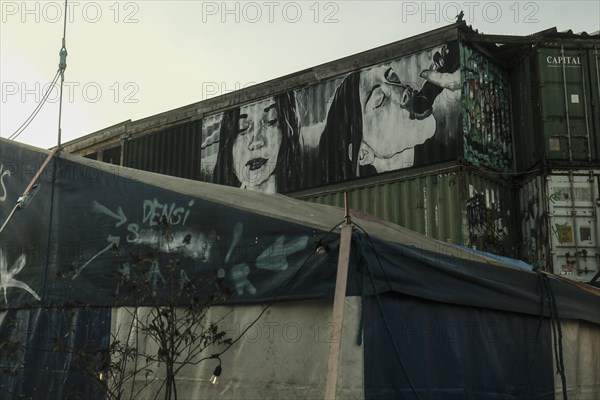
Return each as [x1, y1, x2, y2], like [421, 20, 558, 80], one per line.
[72, 235, 120, 280]
[93, 201, 127, 227]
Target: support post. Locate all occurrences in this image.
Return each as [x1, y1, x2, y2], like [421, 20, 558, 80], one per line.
[324, 193, 352, 400]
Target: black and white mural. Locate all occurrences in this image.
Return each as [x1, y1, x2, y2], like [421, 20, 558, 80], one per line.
[202, 41, 462, 193]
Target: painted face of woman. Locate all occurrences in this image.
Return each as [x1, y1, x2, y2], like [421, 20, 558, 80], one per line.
[232, 98, 283, 190]
[358, 65, 436, 162]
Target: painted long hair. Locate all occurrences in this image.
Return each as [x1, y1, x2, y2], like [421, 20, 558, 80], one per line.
[317, 72, 375, 185]
[318, 42, 461, 185]
[212, 92, 301, 193]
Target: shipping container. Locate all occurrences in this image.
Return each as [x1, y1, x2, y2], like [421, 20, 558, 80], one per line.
[539, 47, 598, 161]
[123, 120, 203, 180]
[518, 169, 600, 282]
[116, 41, 512, 195]
[512, 44, 600, 171]
[53, 25, 599, 269]
[61, 24, 519, 197]
[461, 45, 512, 172]
[512, 53, 539, 172]
[292, 165, 516, 257]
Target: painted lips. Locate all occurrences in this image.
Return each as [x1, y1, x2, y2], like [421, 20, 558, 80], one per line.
[246, 158, 268, 171]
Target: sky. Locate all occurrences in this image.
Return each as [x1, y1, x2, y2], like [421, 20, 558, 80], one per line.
[1, 0, 599, 149]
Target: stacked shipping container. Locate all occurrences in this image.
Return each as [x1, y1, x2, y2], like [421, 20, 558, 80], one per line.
[59, 24, 600, 282]
[291, 41, 515, 256]
[512, 42, 600, 281]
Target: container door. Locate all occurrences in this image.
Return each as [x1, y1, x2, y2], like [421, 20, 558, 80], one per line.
[538, 48, 595, 161]
[547, 172, 600, 282]
[518, 175, 549, 268]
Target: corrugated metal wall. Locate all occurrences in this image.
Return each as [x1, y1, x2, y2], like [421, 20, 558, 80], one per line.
[296, 167, 515, 257]
[59, 34, 599, 273]
[512, 52, 539, 172]
[518, 169, 600, 282]
[300, 172, 462, 243]
[123, 120, 202, 180]
[101, 145, 121, 165]
[513, 45, 600, 171]
[538, 47, 599, 162]
[461, 45, 512, 172]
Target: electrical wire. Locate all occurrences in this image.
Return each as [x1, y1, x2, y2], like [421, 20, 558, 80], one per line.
[353, 229, 421, 400]
[8, 70, 61, 141]
[203, 219, 346, 362]
[8, 0, 68, 143]
[351, 221, 394, 292]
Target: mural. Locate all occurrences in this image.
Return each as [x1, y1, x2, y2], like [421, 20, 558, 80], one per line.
[205, 93, 302, 193]
[461, 46, 512, 172]
[201, 42, 463, 193]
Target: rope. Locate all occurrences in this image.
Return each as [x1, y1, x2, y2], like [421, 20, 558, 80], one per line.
[535, 267, 568, 400]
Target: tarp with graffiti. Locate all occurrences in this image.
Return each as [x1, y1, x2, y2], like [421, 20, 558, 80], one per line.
[1, 139, 599, 399]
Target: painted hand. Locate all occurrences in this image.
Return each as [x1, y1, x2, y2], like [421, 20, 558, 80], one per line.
[420, 70, 461, 90]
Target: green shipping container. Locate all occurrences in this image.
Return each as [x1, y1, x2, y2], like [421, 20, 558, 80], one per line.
[538, 47, 600, 162]
[293, 167, 515, 257]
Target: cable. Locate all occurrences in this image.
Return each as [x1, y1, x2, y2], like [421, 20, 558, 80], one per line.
[201, 219, 346, 363]
[351, 221, 394, 292]
[353, 230, 421, 400]
[8, 70, 60, 141]
[56, 0, 69, 148]
[8, 0, 68, 143]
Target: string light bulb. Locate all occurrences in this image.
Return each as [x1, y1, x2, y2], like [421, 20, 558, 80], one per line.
[315, 240, 329, 255]
[210, 364, 222, 385]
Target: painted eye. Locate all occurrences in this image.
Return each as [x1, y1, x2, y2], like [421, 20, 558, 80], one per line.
[238, 118, 250, 134]
[384, 68, 401, 84]
[264, 108, 279, 126]
[370, 87, 387, 110]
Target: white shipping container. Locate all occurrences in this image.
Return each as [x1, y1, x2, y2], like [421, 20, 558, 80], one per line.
[518, 170, 600, 283]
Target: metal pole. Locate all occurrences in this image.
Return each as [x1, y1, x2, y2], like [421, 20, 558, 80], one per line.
[324, 193, 352, 400]
[0, 148, 59, 234]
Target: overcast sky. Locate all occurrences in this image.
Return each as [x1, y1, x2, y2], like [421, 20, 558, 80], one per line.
[1, 0, 599, 149]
